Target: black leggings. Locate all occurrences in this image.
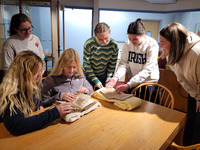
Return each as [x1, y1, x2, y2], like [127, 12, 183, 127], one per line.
[183, 95, 200, 146]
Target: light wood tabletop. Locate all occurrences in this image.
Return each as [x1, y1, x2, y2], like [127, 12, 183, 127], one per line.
[0, 99, 186, 150]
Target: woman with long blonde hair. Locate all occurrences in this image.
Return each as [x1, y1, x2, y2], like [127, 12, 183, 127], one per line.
[0, 51, 72, 135]
[42, 48, 93, 107]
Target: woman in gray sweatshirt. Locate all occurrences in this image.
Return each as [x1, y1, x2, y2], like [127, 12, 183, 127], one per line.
[42, 48, 93, 107]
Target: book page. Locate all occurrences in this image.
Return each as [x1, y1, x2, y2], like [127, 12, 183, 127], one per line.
[72, 93, 94, 110]
[99, 88, 133, 100]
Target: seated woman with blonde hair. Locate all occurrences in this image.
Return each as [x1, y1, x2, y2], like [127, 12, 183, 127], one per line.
[42, 48, 93, 107]
[0, 51, 72, 136]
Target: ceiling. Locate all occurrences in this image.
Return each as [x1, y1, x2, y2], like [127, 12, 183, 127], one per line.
[0, 0, 180, 6]
[145, 0, 177, 4]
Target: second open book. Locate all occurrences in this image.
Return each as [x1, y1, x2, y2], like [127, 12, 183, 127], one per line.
[91, 87, 142, 110]
[98, 88, 133, 100]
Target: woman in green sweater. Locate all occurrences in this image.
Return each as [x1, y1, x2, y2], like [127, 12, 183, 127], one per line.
[83, 22, 119, 90]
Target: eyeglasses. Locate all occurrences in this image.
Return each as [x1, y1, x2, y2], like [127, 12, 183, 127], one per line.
[18, 25, 34, 33]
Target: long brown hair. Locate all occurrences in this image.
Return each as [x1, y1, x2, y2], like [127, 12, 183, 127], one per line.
[160, 23, 188, 65]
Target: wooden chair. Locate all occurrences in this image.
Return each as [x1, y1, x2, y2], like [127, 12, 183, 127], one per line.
[131, 82, 174, 109]
[170, 142, 200, 150]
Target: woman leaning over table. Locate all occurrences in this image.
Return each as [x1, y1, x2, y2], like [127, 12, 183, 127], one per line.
[106, 18, 159, 94]
[2, 13, 44, 72]
[83, 22, 119, 90]
[0, 51, 72, 136]
[159, 22, 200, 146]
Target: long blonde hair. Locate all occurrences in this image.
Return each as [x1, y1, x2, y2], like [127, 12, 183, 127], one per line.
[0, 51, 44, 117]
[50, 48, 84, 76]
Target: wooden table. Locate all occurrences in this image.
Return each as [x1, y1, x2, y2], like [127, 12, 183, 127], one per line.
[0, 99, 186, 150]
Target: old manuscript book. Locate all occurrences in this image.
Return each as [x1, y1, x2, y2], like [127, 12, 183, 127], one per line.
[54, 93, 101, 122]
[99, 88, 133, 100]
[71, 93, 97, 111]
[91, 88, 141, 110]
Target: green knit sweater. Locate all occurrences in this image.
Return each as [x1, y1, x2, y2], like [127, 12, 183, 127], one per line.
[83, 37, 119, 86]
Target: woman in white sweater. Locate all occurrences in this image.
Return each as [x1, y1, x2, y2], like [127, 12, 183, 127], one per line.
[2, 13, 44, 72]
[106, 18, 159, 94]
[159, 22, 200, 146]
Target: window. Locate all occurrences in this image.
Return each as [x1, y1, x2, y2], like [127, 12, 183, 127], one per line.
[64, 8, 92, 66]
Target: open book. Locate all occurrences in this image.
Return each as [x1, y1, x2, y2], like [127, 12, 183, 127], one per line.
[99, 88, 133, 100]
[71, 93, 97, 111]
[91, 88, 141, 110]
[54, 93, 101, 122]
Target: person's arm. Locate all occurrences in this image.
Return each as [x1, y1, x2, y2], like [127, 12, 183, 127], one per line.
[83, 40, 101, 86]
[2, 40, 15, 72]
[106, 42, 129, 88]
[42, 76, 63, 107]
[106, 41, 119, 81]
[127, 41, 159, 88]
[2, 106, 60, 136]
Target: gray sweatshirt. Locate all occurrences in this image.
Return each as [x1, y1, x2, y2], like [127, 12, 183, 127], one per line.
[42, 74, 93, 107]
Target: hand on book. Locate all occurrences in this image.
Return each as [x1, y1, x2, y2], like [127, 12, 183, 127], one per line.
[56, 102, 73, 117]
[94, 82, 104, 90]
[115, 84, 130, 93]
[106, 77, 118, 88]
[77, 87, 89, 94]
[62, 92, 77, 102]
